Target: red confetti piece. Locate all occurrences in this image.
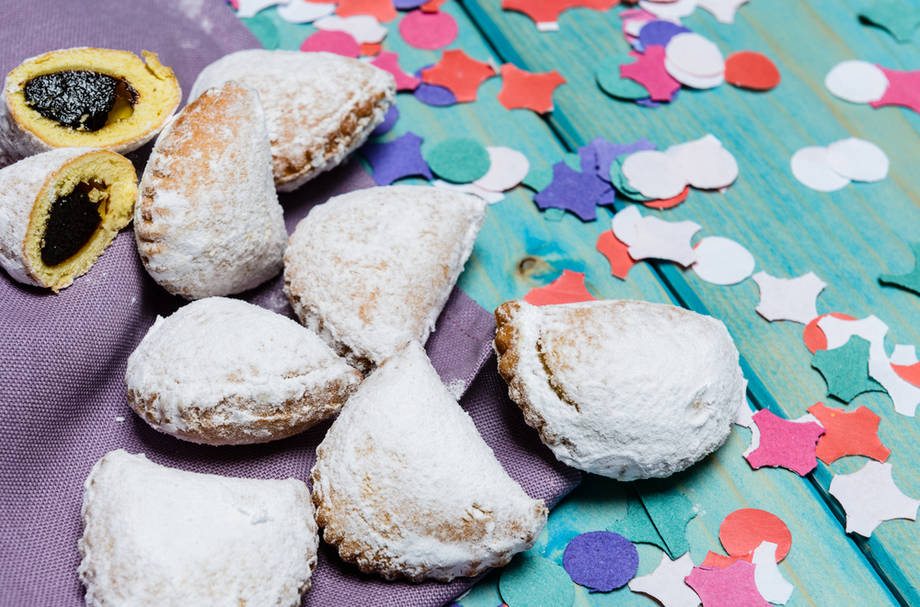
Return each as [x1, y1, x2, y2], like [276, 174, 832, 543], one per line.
[744, 409, 825, 476]
[808, 402, 891, 464]
[685, 561, 771, 607]
[421, 0, 449, 12]
[502, 0, 620, 25]
[398, 10, 458, 49]
[869, 66, 920, 114]
[371, 51, 420, 90]
[523, 270, 597, 306]
[335, 0, 398, 21]
[596, 230, 636, 280]
[497, 64, 566, 113]
[421, 50, 497, 102]
[642, 185, 689, 209]
[701, 551, 742, 568]
[724, 51, 781, 91]
[719, 508, 791, 562]
[892, 361, 920, 386]
[300, 30, 361, 57]
[360, 42, 382, 56]
[802, 312, 855, 354]
[620, 46, 680, 102]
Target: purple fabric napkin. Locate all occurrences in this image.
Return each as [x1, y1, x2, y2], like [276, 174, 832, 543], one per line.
[0, 1, 581, 606]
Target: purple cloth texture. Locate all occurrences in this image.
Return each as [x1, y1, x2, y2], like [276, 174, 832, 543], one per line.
[0, 1, 582, 606]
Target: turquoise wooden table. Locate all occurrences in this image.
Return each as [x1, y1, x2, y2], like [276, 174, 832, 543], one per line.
[240, 1, 920, 604]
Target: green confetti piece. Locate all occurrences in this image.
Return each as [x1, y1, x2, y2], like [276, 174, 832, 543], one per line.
[859, 0, 920, 42]
[499, 553, 574, 607]
[879, 242, 920, 296]
[610, 156, 655, 202]
[638, 485, 697, 558]
[596, 57, 650, 100]
[812, 336, 887, 403]
[606, 497, 665, 549]
[424, 138, 490, 183]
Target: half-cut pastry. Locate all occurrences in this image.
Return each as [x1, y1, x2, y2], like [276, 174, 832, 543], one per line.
[1, 47, 181, 163]
[126, 297, 361, 445]
[284, 185, 487, 373]
[311, 342, 547, 581]
[494, 299, 746, 480]
[189, 50, 395, 191]
[135, 80, 286, 299]
[79, 450, 318, 607]
[0, 148, 137, 291]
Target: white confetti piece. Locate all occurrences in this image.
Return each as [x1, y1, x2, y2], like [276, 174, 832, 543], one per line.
[536, 21, 560, 32]
[315, 15, 387, 43]
[825, 61, 889, 104]
[827, 137, 889, 183]
[629, 552, 699, 607]
[790, 146, 851, 192]
[817, 314, 887, 351]
[665, 33, 725, 86]
[432, 180, 505, 204]
[611, 205, 643, 245]
[628, 215, 701, 267]
[236, 0, 288, 18]
[277, 0, 334, 23]
[752, 271, 826, 324]
[622, 150, 688, 199]
[891, 344, 919, 365]
[473, 146, 530, 192]
[829, 461, 920, 536]
[666, 134, 738, 190]
[734, 400, 755, 427]
[665, 62, 725, 89]
[752, 542, 794, 604]
[639, 0, 699, 20]
[692, 236, 755, 285]
[696, 0, 749, 23]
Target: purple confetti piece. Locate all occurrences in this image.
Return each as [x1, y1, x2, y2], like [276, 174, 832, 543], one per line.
[394, 0, 426, 8]
[360, 131, 433, 185]
[563, 531, 639, 592]
[414, 66, 457, 107]
[372, 104, 399, 137]
[534, 161, 610, 222]
[638, 20, 691, 49]
[590, 137, 657, 182]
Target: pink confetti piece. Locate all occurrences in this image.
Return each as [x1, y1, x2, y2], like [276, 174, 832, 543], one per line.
[869, 65, 920, 114]
[744, 409, 825, 476]
[300, 30, 361, 57]
[398, 10, 458, 49]
[370, 51, 421, 91]
[685, 561, 771, 607]
[620, 45, 681, 102]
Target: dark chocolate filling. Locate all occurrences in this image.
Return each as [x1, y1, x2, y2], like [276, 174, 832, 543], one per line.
[23, 70, 138, 132]
[41, 182, 107, 266]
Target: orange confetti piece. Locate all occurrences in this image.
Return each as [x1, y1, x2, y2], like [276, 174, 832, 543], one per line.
[701, 551, 742, 569]
[523, 270, 597, 306]
[596, 230, 636, 280]
[725, 51, 781, 91]
[719, 508, 791, 562]
[642, 185, 689, 210]
[360, 42, 382, 56]
[808, 403, 891, 464]
[893, 361, 920, 386]
[802, 312, 855, 354]
[335, 0, 398, 22]
[497, 64, 566, 113]
[502, 0, 620, 25]
[421, 49, 496, 102]
[421, 0, 450, 12]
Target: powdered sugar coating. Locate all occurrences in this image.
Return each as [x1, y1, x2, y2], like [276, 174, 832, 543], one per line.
[494, 299, 746, 480]
[189, 50, 395, 191]
[125, 297, 361, 445]
[79, 450, 318, 607]
[284, 185, 487, 373]
[135, 81, 286, 299]
[311, 342, 547, 581]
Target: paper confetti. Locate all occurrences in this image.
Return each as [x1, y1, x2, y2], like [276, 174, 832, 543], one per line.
[361, 132, 433, 185]
[500, 553, 574, 607]
[629, 553, 699, 607]
[421, 50, 497, 102]
[432, 180, 505, 204]
[697, 0, 750, 24]
[628, 215, 701, 267]
[424, 138, 491, 184]
[371, 105, 399, 136]
[562, 531, 638, 592]
[692, 236, 755, 285]
[803, 312, 856, 353]
[751, 542, 794, 605]
[640, 0, 699, 20]
[752, 271, 825, 324]
[872, 67, 920, 113]
[666, 134, 738, 190]
[597, 56, 652, 100]
[360, 42, 382, 56]
[664, 32, 725, 90]
[719, 508, 792, 561]
[893, 360, 920, 386]
[829, 461, 920, 536]
[638, 20, 691, 50]
[622, 150, 687, 199]
[643, 187, 690, 210]
[593, 138, 657, 182]
[640, 487, 698, 558]
[497, 64, 567, 113]
[398, 9, 458, 49]
[685, 561, 771, 607]
[621, 46, 681, 102]
[826, 138, 889, 182]
[276, 0, 335, 23]
[790, 146, 851, 192]
[523, 270, 597, 306]
[533, 161, 610, 221]
[370, 52, 420, 91]
[702, 551, 741, 569]
[859, 0, 920, 43]
[744, 409, 825, 476]
[315, 14, 387, 43]
[300, 30, 361, 56]
[824, 61, 889, 104]
[724, 51, 780, 91]
[413, 66, 458, 106]
[808, 403, 890, 464]
[334, 0, 397, 22]
[596, 231, 637, 280]
[474, 146, 530, 192]
[879, 241, 920, 297]
[608, 497, 667, 548]
[501, 0, 620, 30]
[811, 336, 886, 403]
[236, 0, 286, 18]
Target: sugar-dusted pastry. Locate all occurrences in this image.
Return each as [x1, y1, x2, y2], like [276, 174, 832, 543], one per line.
[126, 297, 361, 445]
[79, 450, 318, 607]
[312, 342, 547, 581]
[1, 47, 180, 163]
[494, 299, 746, 481]
[0, 148, 137, 291]
[284, 185, 487, 373]
[135, 80, 286, 299]
[189, 50, 395, 191]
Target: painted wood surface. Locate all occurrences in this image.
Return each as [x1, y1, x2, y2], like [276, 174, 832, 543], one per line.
[239, 1, 917, 604]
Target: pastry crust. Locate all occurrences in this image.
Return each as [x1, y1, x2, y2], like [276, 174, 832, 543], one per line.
[284, 185, 487, 374]
[135, 80, 286, 299]
[0, 147, 137, 291]
[79, 450, 318, 607]
[189, 50, 395, 191]
[494, 299, 747, 480]
[125, 297, 361, 445]
[311, 342, 547, 582]
[1, 47, 180, 163]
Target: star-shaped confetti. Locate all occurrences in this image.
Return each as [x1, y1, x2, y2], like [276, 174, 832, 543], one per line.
[869, 66, 920, 114]
[744, 409, 825, 476]
[808, 403, 890, 464]
[627, 215, 701, 267]
[811, 336, 887, 403]
[421, 50, 497, 102]
[751, 542, 794, 605]
[497, 64, 567, 113]
[360, 131, 432, 185]
[334, 0, 398, 21]
[697, 0, 750, 24]
[370, 51, 420, 90]
[629, 552, 700, 607]
[502, 0, 620, 29]
[685, 561, 771, 607]
[859, 0, 920, 43]
[752, 271, 825, 324]
[523, 269, 597, 306]
[829, 461, 920, 536]
[879, 241, 920, 297]
[590, 137, 657, 182]
[534, 161, 610, 221]
[596, 230, 636, 280]
[620, 46, 681, 102]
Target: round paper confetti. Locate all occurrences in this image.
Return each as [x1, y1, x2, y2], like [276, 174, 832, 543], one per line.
[665, 33, 725, 81]
[638, 20, 691, 49]
[824, 61, 888, 104]
[277, 0, 335, 23]
[725, 51, 781, 90]
[803, 312, 857, 353]
[500, 554, 574, 607]
[371, 105, 399, 136]
[299, 30, 360, 57]
[666, 135, 738, 190]
[692, 236, 756, 285]
[622, 150, 688, 199]
[398, 10, 458, 49]
[562, 531, 639, 592]
[790, 146, 850, 192]
[315, 14, 387, 43]
[474, 146, 530, 191]
[596, 57, 650, 100]
[611, 157, 655, 201]
[719, 508, 792, 562]
[425, 138, 491, 183]
[663, 61, 725, 89]
[394, 0, 425, 7]
[827, 137, 889, 182]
